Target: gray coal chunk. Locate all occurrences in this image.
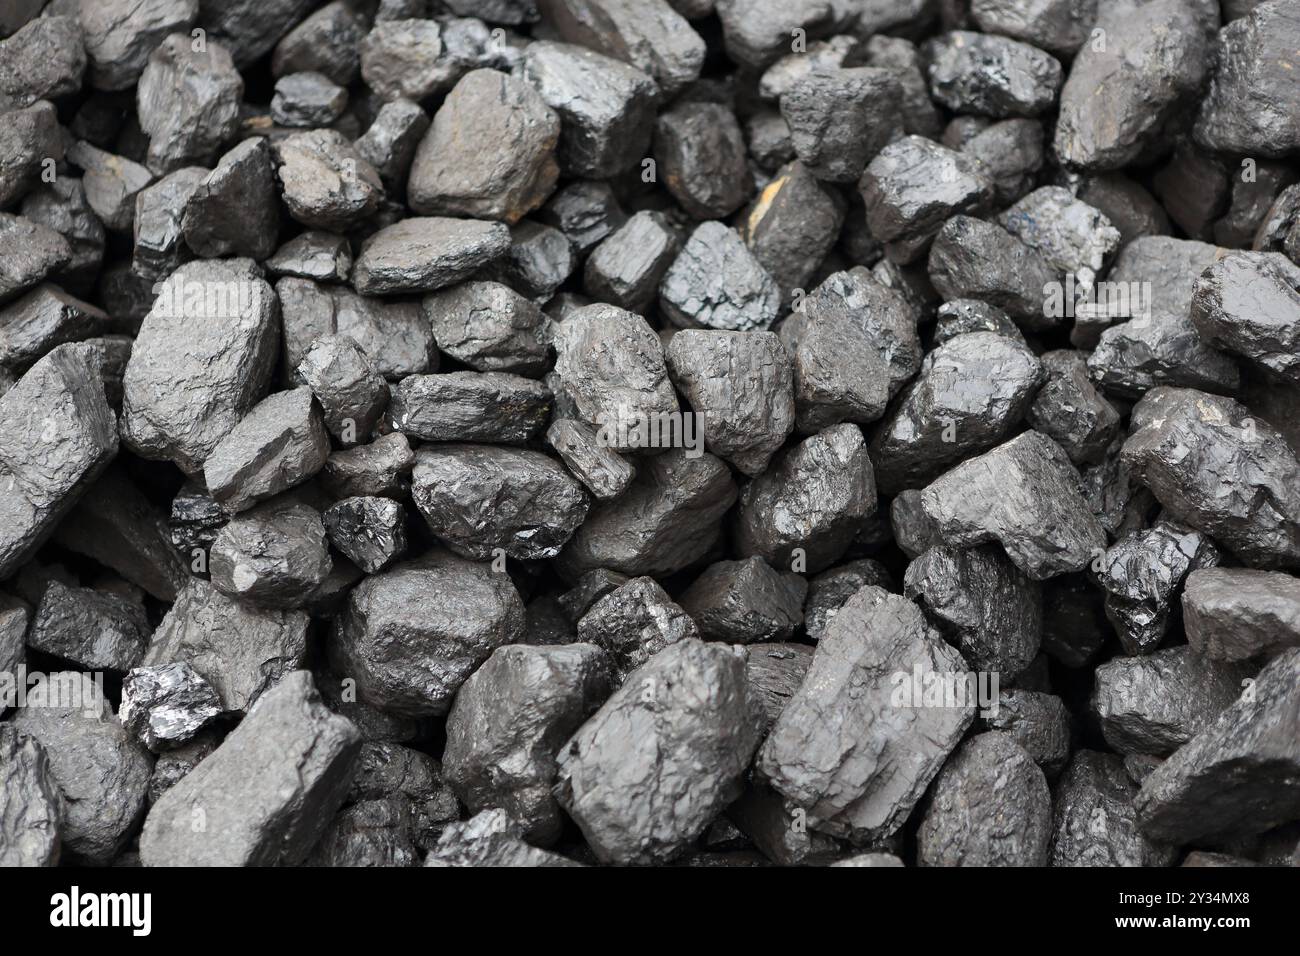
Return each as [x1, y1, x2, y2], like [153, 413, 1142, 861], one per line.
[0, 16, 85, 107]
[132, 167, 206, 281]
[778, 307, 890, 434]
[714, 0, 835, 69]
[426, 808, 580, 867]
[323, 496, 407, 574]
[551, 303, 679, 445]
[538, 0, 704, 96]
[195, 0, 314, 70]
[352, 217, 511, 295]
[408, 69, 559, 224]
[1077, 173, 1171, 252]
[390, 371, 551, 445]
[546, 418, 635, 500]
[746, 110, 796, 171]
[0, 213, 72, 302]
[727, 782, 842, 866]
[927, 216, 1059, 330]
[271, 1, 366, 85]
[919, 430, 1107, 580]
[321, 433, 414, 500]
[997, 186, 1120, 291]
[119, 662, 222, 751]
[28, 580, 149, 672]
[757, 586, 974, 844]
[803, 559, 894, 640]
[348, 741, 460, 848]
[0, 593, 27, 675]
[659, 222, 781, 332]
[0, 343, 117, 579]
[0, 101, 64, 209]
[1183, 568, 1300, 662]
[139, 670, 361, 866]
[969, 0, 1096, 54]
[20, 178, 107, 296]
[0, 725, 62, 867]
[778, 68, 901, 185]
[1219, 160, 1297, 248]
[121, 259, 277, 475]
[481, 219, 574, 302]
[1151, 144, 1231, 242]
[181, 138, 278, 260]
[678, 557, 806, 643]
[1191, 252, 1300, 385]
[665, 329, 795, 475]
[79, 0, 199, 92]
[143, 578, 309, 715]
[1093, 646, 1255, 757]
[1120, 391, 1300, 569]
[267, 231, 352, 284]
[168, 481, 226, 559]
[297, 335, 389, 446]
[358, 19, 446, 102]
[864, 34, 944, 138]
[203, 388, 330, 514]
[444, 642, 611, 845]
[270, 71, 347, 128]
[423, 280, 550, 375]
[959, 118, 1045, 206]
[654, 100, 752, 218]
[307, 795, 418, 867]
[860, 136, 995, 265]
[328, 550, 526, 717]
[923, 31, 1062, 118]
[917, 732, 1051, 866]
[0, 283, 108, 373]
[933, 299, 1023, 346]
[536, 179, 626, 255]
[739, 160, 845, 305]
[12, 673, 152, 865]
[136, 34, 243, 173]
[869, 331, 1044, 494]
[520, 40, 658, 179]
[1194, 1, 1300, 157]
[1253, 182, 1300, 256]
[981, 689, 1071, 777]
[410, 444, 589, 561]
[575, 577, 699, 683]
[558, 569, 629, 622]
[1049, 750, 1175, 866]
[209, 501, 332, 609]
[354, 99, 430, 197]
[744, 642, 813, 734]
[734, 423, 876, 574]
[1135, 649, 1300, 844]
[273, 130, 382, 232]
[1027, 350, 1121, 467]
[904, 543, 1042, 679]
[555, 639, 761, 864]
[1054, 0, 1208, 170]
[756, 35, 858, 102]
[65, 139, 155, 234]
[1097, 520, 1220, 655]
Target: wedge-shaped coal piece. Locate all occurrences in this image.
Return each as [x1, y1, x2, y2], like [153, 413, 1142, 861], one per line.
[1191, 251, 1300, 386]
[654, 100, 751, 219]
[485, 219, 574, 302]
[209, 501, 332, 609]
[679, 557, 806, 644]
[739, 160, 844, 305]
[998, 186, 1120, 293]
[778, 309, 889, 434]
[969, 0, 1094, 55]
[981, 689, 1071, 777]
[267, 231, 352, 284]
[119, 662, 222, 752]
[132, 167, 206, 281]
[321, 433, 414, 500]
[390, 371, 551, 445]
[1049, 750, 1175, 866]
[136, 33, 242, 173]
[28, 580, 149, 672]
[78, 0, 199, 92]
[546, 418, 635, 501]
[574, 577, 698, 683]
[659, 222, 781, 332]
[66, 140, 155, 235]
[182, 138, 278, 260]
[423, 280, 550, 375]
[1027, 350, 1120, 467]
[774, 68, 898, 186]
[1183, 568, 1300, 662]
[272, 0, 365, 84]
[323, 497, 407, 575]
[270, 70, 347, 127]
[0, 213, 72, 303]
[959, 118, 1045, 206]
[353, 217, 511, 295]
[933, 299, 1022, 347]
[0, 726, 61, 867]
[924, 31, 1061, 118]
[927, 215, 1058, 329]
[273, 130, 382, 232]
[296, 335, 389, 446]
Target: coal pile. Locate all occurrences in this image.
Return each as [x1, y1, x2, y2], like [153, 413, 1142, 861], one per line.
[1, 0, 1299, 870]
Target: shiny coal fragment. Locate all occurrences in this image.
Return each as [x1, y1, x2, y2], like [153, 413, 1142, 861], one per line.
[132, 167, 206, 281]
[181, 138, 279, 260]
[20, 178, 106, 296]
[1191, 251, 1300, 385]
[0, 284, 108, 374]
[746, 110, 796, 172]
[267, 232, 352, 285]
[348, 740, 459, 848]
[352, 216, 511, 295]
[357, 18, 445, 102]
[297, 335, 390, 446]
[574, 576, 699, 683]
[1077, 173, 1170, 252]
[864, 35, 943, 138]
[209, 501, 332, 609]
[0, 725, 62, 867]
[928, 215, 1058, 329]
[426, 808, 580, 867]
[273, 130, 382, 232]
[270, 71, 347, 128]
[354, 99, 429, 197]
[981, 688, 1071, 777]
[779, 68, 901, 185]
[998, 186, 1120, 293]
[136, 33, 243, 173]
[323, 497, 407, 575]
[923, 31, 1062, 118]
[119, 662, 222, 751]
[78, 0, 199, 93]
[271, 1, 366, 84]
[389, 371, 551, 445]
[778, 305, 890, 434]
[423, 280, 550, 375]
[546, 418, 635, 501]
[1182, 568, 1300, 662]
[536, 179, 626, 255]
[932, 298, 1023, 346]
[959, 118, 1045, 206]
[482, 219, 575, 301]
[1049, 750, 1175, 866]
[27, 580, 149, 672]
[757, 34, 858, 102]
[582, 212, 677, 314]
[321, 433, 415, 500]
[308, 796, 418, 867]
[679, 557, 806, 644]
[1027, 350, 1121, 467]
[969, 0, 1095, 55]
[655, 99, 753, 219]
[659, 221, 781, 332]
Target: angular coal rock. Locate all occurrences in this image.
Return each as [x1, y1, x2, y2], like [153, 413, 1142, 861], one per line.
[864, 34, 944, 138]
[757, 35, 857, 102]
[168, 481, 226, 561]
[273, 130, 382, 233]
[80, 0, 199, 92]
[352, 217, 511, 295]
[426, 807, 580, 867]
[0, 101, 63, 209]
[181, 138, 278, 260]
[1253, 183, 1300, 256]
[658, 221, 781, 332]
[998, 186, 1120, 293]
[0, 16, 86, 107]
[307, 795, 418, 867]
[20, 178, 107, 296]
[0, 284, 108, 374]
[358, 18, 446, 103]
[1194, 1, 1300, 157]
[139, 671, 361, 866]
[664, 329, 795, 475]
[65, 140, 155, 235]
[870, 331, 1044, 494]
[0, 725, 62, 867]
[119, 662, 222, 751]
[1183, 568, 1300, 662]
[296, 335, 389, 446]
[328, 550, 526, 717]
[1191, 252, 1300, 385]
[410, 444, 588, 561]
[969, 0, 1095, 55]
[932, 299, 1023, 347]
[557, 569, 629, 624]
[1135, 649, 1300, 844]
[144, 578, 309, 715]
[654, 100, 752, 218]
[132, 167, 206, 281]
[444, 643, 610, 845]
[739, 160, 845, 304]
[1077, 172, 1170, 252]
[1151, 144, 1231, 242]
[758, 586, 973, 844]
[860, 135, 994, 265]
[678, 557, 807, 643]
[481, 219, 574, 301]
[1054, 0, 1208, 170]
[803, 559, 894, 641]
[28, 580, 149, 672]
[1097, 520, 1220, 656]
[919, 430, 1107, 580]
[778, 68, 901, 185]
[408, 69, 559, 224]
[203, 388, 330, 514]
[348, 740, 459, 848]
[959, 118, 1045, 206]
[924, 31, 1062, 118]
[1093, 646, 1254, 757]
[1027, 350, 1121, 467]
[121, 259, 277, 475]
[536, 179, 626, 256]
[746, 110, 796, 172]
[389, 359, 538, 432]
[267, 231, 352, 284]
[272, 0, 366, 84]
[1121, 391, 1300, 569]
[423, 281, 550, 375]
[11, 674, 152, 865]
[209, 502, 332, 610]
[778, 307, 890, 434]
[714, 0, 835, 70]
[555, 639, 761, 864]
[571, 575, 699, 683]
[538, 0, 704, 96]
[743, 642, 814, 735]
[582, 211, 679, 315]
[0, 214, 72, 303]
[270, 71, 347, 128]
[928, 215, 1058, 329]
[981, 688, 1071, 777]
[323, 497, 407, 575]
[0, 344, 117, 579]
[559, 449, 737, 578]
[1049, 750, 1174, 866]
[321, 433, 414, 501]
[354, 99, 430, 197]
[734, 424, 876, 574]
[917, 732, 1051, 866]
[904, 543, 1042, 679]
[545, 418, 635, 501]
[136, 34, 242, 173]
